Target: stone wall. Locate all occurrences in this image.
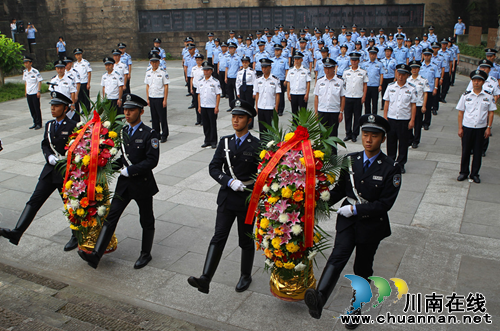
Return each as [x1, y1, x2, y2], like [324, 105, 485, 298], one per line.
[1, 0, 498, 65]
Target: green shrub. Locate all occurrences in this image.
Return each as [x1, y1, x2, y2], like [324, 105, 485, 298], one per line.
[45, 62, 55, 71]
[0, 82, 50, 102]
[457, 42, 486, 59]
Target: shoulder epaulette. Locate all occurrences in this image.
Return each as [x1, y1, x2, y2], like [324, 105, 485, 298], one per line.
[463, 90, 471, 95]
[484, 90, 493, 95]
[388, 81, 396, 86]
[407, 82, 416, 87]
[51, 75, 57, 79]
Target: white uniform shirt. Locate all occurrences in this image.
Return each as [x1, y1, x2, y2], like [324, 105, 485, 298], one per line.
[314, 76, 345, 113]
[191, 66, 204, 89]
[383, 81, 418, 120]
[114, 62, 129, 79]
[23, 68, 43, 95]
[456, 90, 496, 128]
[198, 76, 222, 108]
[68, 68, 81, 84]
[407, 75, 431, 107]
[286, 66, 311, 95]
[100, 71, 124, 100]
[73, 59, 92, 83]
[342, 67, 369, 98]
[144, 68, 169, 98]
[466, 76, 500, 96]
[236, 67, 257, 92]
[253, 74, 281, 110]
[49, 73, 76, 99]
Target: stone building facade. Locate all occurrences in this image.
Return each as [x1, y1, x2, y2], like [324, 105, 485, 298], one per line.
[0, 0, 498, 65]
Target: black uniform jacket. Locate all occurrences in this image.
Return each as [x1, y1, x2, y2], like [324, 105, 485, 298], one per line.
[41, 116, 77, 184]
[209, 133, 260, 210]
[115, 123, 159, 199]
[330, 151, 401, 243]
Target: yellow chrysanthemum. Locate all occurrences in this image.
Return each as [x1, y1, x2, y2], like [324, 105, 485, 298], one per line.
[108, 131, 118, 139]
[82, 155, 90, 166]
[326, 173, 336, 184]
[283, 262, 295, 269]
[314, 232, 322, 243]
[299, 157, 305, 165]
[314, 150, 325, 160]
[76, 208, 85, 217]
[271, 237, 282, 249]
[70, 224, 79, 230]
[65, 180, 73, 190]
[95, 185, 103, 194]
[259, 150, 267, 159]
[281, 186, 293, 199]
[264, 248, 273, 258]
[268, 196, 279, 204]
[275, 260, 284, 268]
[260, 218, 269, 229]
[284, 132, 295, 142]
[286, 242, 300, 253]
[258, 229, 265, 236]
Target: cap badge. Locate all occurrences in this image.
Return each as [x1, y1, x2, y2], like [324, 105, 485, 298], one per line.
[126, 94, 132, 101]
[51, 92, 57, 98]
[235, 100, 241, 107]
[368, 115, 375, 123]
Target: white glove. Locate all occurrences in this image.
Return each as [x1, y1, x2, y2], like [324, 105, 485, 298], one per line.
[120, 167, 129, 177]
[48, 155, 58, 166]
[337, 205, 354, 218]
[230, 179, 246, 192]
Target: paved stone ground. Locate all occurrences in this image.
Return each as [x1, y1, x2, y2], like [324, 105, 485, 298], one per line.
[0, 61, 499, 330]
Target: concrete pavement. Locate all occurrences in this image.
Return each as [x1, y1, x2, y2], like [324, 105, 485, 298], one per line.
[0, 61, 499, 330]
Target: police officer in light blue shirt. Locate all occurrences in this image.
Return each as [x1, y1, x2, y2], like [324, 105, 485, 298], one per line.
[380, 47, 397, 110]
[336, 45, 351, 78]
[338, 25, 348, 45]
[428, 26, 438, 44]
[228, 30, 238, 44]
[393, 34, 410, 65]
[438, 38, 453, 102]
[272, 27, 281, 45]
[297, 37, 314, 72]
[153, 38, 166, 60]
[411, 37, 423, 61]
[329, 37, 341, 59]
[345, 32, 355, 53]
[351, 24, 360, 43]
[358, 28, 368, 49]
[242, 37, 254, 61]
[205, 33, 216, 64]
[289, 26, 298, 48]
[376, 38, 386, 59]
[420, 47, 441, 129]
[265, 33, 275, 55]
[361, 47, 384, 114]
[454, 17, 466, 37]
[225, 42, 242, 109]
[253, 41, 269, 77]
[253, 31, 263, 51]
[396, 25, 406, 41]
[420, 34, 431, 50]
[323, 26, 331, 42]
[484, 48, 500, 80]
[315, 47, 330, 80]
[376, 29, 387, 44]
[271, 44, 289, 115]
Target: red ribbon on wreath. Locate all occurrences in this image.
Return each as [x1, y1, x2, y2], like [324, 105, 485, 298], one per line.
[245, 126, 316, 248]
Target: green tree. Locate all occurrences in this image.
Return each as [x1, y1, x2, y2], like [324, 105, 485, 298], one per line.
[0, 32, 24, 87]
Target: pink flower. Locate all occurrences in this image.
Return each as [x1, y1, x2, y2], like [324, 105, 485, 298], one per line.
[289, 211, 301, 225]
[71, 168, 84, 178]
[274, 200, 290, 214]
[280, 224, 292, 244]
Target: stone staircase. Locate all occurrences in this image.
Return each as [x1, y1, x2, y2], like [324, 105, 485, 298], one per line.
[0, 262, 210, 331]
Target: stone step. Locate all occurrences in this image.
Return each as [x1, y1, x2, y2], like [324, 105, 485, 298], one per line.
[0, 306, 63, 331]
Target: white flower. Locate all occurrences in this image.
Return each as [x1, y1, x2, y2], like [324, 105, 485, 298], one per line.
[307, 250, 318, 260]
[74, 155, 81, 163]
[262, 239, 269, 249]
[103, 121, 111, 128]
[294, 262, 306, 271]
[278, 214, 289, 223]
[70, 200, 80, 209]
[99, 139, 104, 144]
[265, 259, 275, 268]
[77, 121, 84, 128]
[271, 183, 279, 192]
[291, 224, 302, 235]
[97, 206, 107, 216]
[262, 184, 270, 193]
[110, 148, 118, 155]
[68, 139, 75, 146]
[320, 190, 330, 202]
[266, 140, 275, 148]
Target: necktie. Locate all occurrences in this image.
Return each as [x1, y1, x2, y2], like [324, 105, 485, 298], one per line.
[128, 126, 133, 137]
[242, 69, 247, 92]
[236, 138, 241, 149]
[54, 122, 60, 132]
[363, 160, 370, 173]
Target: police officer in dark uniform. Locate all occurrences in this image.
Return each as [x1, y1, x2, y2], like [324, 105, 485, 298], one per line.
[305, 114, 401, 327]
[188, 99, 260, 294]
[78, 94, 160, 269]
[0, 92, 78, 251]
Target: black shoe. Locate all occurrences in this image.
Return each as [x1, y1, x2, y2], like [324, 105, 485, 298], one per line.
[235, 249, 254, 292]
[201, 143, 210, 148]
[423, 124, 429, 130]
[412, 143, 418, 149]
[305, 264, 341, 319]
[432, 110, 437, 115]
[29, 124, 36, 129]
[278, 113, 283, 117]
[195, 122, 201, 126]
[186, 93, 192, 96]
[351, 137, 357, 143]
[34, 125, 42, 130]
[188, 104, 195, 109]
[64, 234, 78, 251]
[161, 137, 167, 143]
[471, 175, 481, 184]
[343, 136, 351, 142]
[482, 152, 486, 157]
[345, 308, 361, 330]
[400, 167, 406, 174]
[0, 205, 37, 245]
[211, 144, 217, 149]
[77, 250, 100, 269]
[134, 252, 152, 269]
[457, 174, 468, 181]
[441, 99, 447, 103]
[188, 244, 224, 294]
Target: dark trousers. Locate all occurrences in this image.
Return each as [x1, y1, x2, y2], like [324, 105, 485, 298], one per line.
[364, 86, 379, 115]
[187, 77, 195, 105]
[277, 80, 286, 115]
[212, 64, 219, 80]
[381, 78, 394, 109]
[210, 202, 254, 250]
[27, 177, 62, 212]
[440, 72, 450, 100]
[226, 77, 237, 105]
[27, 38, 35, 53]
[239, 85, 254, 129]
[387, 118, 410, 167]
[150, 97, 168, 139]
[124, 79, 131, 94]
[460, 127, 486, 177]
[344, 97, 362, 139]
[326, 224, 380, 281]
[318, 112, 339, 155]
[27, 94, 42, 126]
[201, 107, 218, 145]
[193, 88, 202, 124]
[207, 57, 213, 65]
[58, 51, 66, 60]
[78, 83, 91, 115]
[451, 61, 457, 85]
[409, 106, 423, 145]
[423, 92, 434, 126]
[483, 137, 489, 154]
[218, 71, 226, 97]
[258, 109, 274, 138]
[290, 94, 307, 116]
